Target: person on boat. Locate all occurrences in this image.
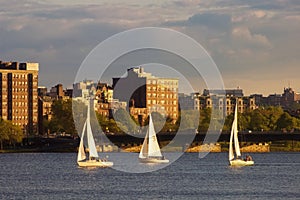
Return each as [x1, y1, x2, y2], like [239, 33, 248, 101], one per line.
[244, 155, 252, 161]
[90, 157, 96, 161]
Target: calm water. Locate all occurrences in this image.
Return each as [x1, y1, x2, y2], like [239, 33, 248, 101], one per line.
[0, 152, 299, 200]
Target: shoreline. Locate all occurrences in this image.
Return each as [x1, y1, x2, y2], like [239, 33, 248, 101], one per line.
[3, 146, 300, 154]
[1, 139, 300, 153]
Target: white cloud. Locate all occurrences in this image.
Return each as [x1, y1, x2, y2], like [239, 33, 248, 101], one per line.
[0, 0, 299, 94]
[232, 27, 272, 48]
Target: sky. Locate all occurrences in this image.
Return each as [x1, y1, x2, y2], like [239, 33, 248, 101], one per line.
[0, 0, 299, 95]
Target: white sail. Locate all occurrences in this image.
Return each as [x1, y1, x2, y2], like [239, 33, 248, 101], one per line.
[229, 103, 241, 161]
[139, 130, 149, 158]
[139, 114, 163, 158]
[229, 120, 234, 161]
[77, 98, 114, 167]
[86, 101, 99, 158]
[77, 121, 87, 162]
[233, 103, 241, 157]
[147, 114, 163, 157]
[229, 102, 254, 166]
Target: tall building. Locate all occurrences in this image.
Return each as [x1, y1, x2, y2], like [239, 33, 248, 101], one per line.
[0, 61, 39, 135]
[113, 67, 178, 123]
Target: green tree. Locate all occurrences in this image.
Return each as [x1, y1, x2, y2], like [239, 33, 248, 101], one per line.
[277, 112, 297, 132]
[0, 120, 9, 149]
[263, 106, 284, 131]
[50, 99, 77, 136]
[198, 108, 211, 132]
[249, 109, 270, 131]
[0, 119, 24, 149]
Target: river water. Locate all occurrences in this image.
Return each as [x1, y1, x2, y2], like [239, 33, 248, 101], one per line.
[0, 152, 299, 199]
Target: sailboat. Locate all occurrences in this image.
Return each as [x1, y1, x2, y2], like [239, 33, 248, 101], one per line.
[229, 103, 254, 166]
[77, 99, 113, 168]
[139, 113, 169, 164]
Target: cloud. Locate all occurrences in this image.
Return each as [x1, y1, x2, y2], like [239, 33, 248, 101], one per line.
[187, 13, 232, 30]
[0, 0, 299, 95]
[232, 10, 268, 23]
[172, 0, 202, 7]
[32, 6, 95, 20]
[164, 12, 232, 33]
[232, 27, 272, 48]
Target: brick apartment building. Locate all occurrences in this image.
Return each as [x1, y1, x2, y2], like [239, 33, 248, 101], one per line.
[113, 67, 179, 123]
[0, 61, 39, 135]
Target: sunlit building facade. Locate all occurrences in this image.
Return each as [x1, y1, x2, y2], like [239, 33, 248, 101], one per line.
[113, 67, 178, 123]
[0, 61, 39, 134]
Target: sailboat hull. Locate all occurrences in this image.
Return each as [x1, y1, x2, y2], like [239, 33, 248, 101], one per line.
[139, 157, 169, 164]
[230, 159, 254, 166]
[78, 160, 113, 168]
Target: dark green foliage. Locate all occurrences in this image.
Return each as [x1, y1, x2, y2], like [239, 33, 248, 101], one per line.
[0, 119, 24, 149]
[222, 106, 300, 132]
[49, 99, 77, 136]
[47, 102, 300, 136]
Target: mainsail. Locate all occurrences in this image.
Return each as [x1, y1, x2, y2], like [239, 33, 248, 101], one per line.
[139, 114, 162, 158]
[229, 121, 234, 161]
[77, 99, 99, 161]
[229, 103, 241, 161]
[86, 100, 99, 158]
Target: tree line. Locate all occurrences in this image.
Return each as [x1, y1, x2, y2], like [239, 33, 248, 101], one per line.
[2, 99, 299, 149]
[43, 99, 300, 136]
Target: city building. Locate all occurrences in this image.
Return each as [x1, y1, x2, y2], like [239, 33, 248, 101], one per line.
[249, 94, 266, 106]
[184, 88, 256, 117]
[178, 93, 200, 110]
[281, 87, 300, 108]
[37, 84, 73, 135]
[95, 82, 113, 117]
[38, 86, 47, 97]
[73, 80, 126, 118]
[49, 84, 64, 99]
[0, 61, 39, 135]
[38, 95, 52, 135]
[203, 88, 244, 97]
[73, 80, 97, 98]
[113, 67, 178, 123]
[250, 87, 300, 109]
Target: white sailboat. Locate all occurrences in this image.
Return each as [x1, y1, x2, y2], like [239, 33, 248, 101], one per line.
[77, 99, 113, 168]
[229, 103, 254, 166]
[139, 114, 169, 164]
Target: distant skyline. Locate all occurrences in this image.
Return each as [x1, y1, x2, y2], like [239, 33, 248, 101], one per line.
[0, 0, 299, 95]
